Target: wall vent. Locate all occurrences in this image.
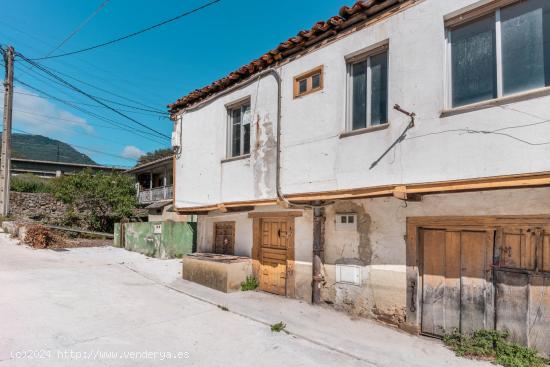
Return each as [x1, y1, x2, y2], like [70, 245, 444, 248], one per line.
[335, 213, 357, 231]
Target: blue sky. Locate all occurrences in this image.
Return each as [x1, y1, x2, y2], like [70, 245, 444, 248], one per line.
[0, 0, 352, 167]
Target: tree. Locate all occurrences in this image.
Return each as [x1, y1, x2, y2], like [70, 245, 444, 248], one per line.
[136, 148, 173, 166]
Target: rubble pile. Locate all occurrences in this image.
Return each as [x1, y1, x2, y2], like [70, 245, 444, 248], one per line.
[24, 225, 66, 249]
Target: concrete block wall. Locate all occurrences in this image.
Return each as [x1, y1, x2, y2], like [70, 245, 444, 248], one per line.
[118, 221, 196, 259]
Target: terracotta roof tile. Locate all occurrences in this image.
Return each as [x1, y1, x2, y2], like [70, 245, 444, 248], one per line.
[168, 0, 409, 113]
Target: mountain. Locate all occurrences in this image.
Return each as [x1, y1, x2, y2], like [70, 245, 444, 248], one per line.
[0, 133, 96, 165]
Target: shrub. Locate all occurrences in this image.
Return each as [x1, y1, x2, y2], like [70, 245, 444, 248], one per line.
[240, 276, 259, 291]
[50, 170, 136, 232]
[11, 174, 52, 193]
[443, 329, 547, 367]
[270, 322, 287, 333]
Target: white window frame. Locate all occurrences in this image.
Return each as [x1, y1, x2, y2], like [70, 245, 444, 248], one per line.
[445, 0, 547, 109]
[345, 44, 389, 131]
[226, 99, 251, 158]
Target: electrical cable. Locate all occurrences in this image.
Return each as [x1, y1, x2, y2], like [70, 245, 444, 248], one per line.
[13, 77, 168, 145]
[13, 128, 136, 162]
[30, 0, 221, 60]
[15, 58, 168, 115]
[16, 52, 170, 139]
[44, 0, 111, 57]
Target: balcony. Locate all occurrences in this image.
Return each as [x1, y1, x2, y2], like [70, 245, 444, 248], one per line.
[138, 185, 173, 204]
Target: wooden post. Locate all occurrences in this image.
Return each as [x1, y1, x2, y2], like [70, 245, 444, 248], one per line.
[0, 46, 14, 216]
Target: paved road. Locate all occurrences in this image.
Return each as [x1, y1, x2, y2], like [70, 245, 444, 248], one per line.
[0, 234, 489, 367]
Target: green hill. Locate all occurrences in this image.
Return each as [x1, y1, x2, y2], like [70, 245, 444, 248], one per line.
[0, 133, 96, 164]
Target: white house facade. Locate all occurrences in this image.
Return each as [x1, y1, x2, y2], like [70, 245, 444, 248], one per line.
[169, 0, 550, 354]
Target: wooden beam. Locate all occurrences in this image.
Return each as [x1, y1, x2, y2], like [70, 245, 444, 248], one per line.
[175, 171, 550, 213]
[248, 211, 303, 218]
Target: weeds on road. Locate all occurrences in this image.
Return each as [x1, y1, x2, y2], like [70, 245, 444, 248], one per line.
[270, 322, 287, 333]
[217, 305, 229, 311]
[443, 329, 548, 367]
[240, 276, 258, 291]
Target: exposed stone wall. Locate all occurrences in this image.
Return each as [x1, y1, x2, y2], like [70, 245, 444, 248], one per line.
[9, 192, 69, 223]
[8, 191, 105, 230]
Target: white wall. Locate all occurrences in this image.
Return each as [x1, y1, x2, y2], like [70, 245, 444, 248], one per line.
[175, 0, 550, 209]
[195, 187, 550, 312]
[320, 186, 550, 320]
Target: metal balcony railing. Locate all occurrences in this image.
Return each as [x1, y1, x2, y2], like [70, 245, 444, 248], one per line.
[138, 185, 173, 204]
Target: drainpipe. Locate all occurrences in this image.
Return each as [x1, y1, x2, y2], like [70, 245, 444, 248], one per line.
[312, 202, 325, 304]
[178, 68, 329, 303]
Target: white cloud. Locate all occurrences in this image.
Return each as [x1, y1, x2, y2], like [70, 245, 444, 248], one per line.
[1, 86, 93, 135]
[121, 145, 144, 159]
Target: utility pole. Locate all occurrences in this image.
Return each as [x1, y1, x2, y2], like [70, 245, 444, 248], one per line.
[0, 46, 14, 216]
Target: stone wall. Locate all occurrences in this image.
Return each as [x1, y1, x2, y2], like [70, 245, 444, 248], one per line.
[9, 192, 69, 223]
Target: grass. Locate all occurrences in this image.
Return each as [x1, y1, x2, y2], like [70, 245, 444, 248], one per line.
[240, 276, 259, 291]
[270, 321, 287, 333]
[11, 174, 52, 193]
[443, 329, 548, 367]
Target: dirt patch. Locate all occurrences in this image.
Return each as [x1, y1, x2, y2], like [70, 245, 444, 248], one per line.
[64, 238, 110, 248]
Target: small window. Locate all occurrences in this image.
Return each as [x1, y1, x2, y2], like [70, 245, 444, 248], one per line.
[293, 66, 323, 98]
[347, 50, 388, 131]
[447, 0, 550, 108]
[227, 101, 251, 158]
[335, 213, 357, 231]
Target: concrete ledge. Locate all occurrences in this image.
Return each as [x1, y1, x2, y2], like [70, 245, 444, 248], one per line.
[182, 254, 252, 293]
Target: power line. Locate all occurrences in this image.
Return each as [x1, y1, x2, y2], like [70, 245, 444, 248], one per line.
[12, 128, 137, 162]
[45, 0, 111, 57]
[7, 106, 154, 130]
[12, 90, 168, 118]
[13, 55, 171, 140]
[0, 21, 170, 104]
[30, 0, 221, 60]
[2, 107, 147, 147]
[13, 77, 168, 145]
[15, 58, 168, 115]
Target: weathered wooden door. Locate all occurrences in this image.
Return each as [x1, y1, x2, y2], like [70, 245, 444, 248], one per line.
[420, 228, 494, 336]
[259, 218, 290, 295]
[213, 222, 235, 255]
[494, 227, 550, 356]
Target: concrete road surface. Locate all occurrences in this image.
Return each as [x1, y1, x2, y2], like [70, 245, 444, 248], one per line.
[0, 234, 490, 367]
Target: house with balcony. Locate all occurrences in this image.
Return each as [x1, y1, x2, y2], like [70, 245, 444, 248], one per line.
[168, 0, 550, 356]
[126, 155, 179, 221]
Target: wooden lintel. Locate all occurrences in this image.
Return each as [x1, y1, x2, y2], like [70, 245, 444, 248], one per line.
[248, 211, 303, 218]
[175, 171, 550, 213]
[227, 206, 255, 213]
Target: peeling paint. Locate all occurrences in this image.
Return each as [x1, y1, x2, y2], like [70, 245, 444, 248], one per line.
[327, 200, 372, 265]
[251, 112, 276, 198]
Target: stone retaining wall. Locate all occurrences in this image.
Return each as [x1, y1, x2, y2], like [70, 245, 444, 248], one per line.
[10, 192, 69, 222]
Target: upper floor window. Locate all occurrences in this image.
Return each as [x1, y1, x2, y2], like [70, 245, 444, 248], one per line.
[448, 0, 550, 108]
[227, 101, 251, 158]
[293, 66, 323, 98]
[347, 48, 388, 131]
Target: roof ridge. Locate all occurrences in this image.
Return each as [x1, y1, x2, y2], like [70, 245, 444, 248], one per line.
[168, 0, 408, 113]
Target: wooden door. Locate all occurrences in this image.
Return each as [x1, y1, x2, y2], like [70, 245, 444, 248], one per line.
[420, 228, 494, 336]
[259, 218, 291, 295]
[213, 222, 235, 255]
[494, 227, 550, 355]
